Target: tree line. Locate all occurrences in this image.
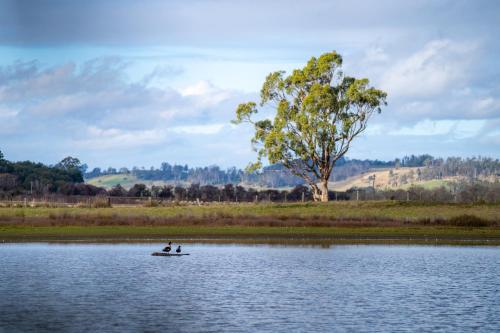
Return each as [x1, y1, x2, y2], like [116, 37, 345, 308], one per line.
[0, 152, 84, 196]
[1, 148, 498, 201]
[84, 157, 393, 187]
[32, 181, 500, 205]
[84, 155, 499, 188]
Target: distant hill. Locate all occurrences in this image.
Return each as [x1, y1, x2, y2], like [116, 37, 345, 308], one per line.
[331, 167, 448, 191]
[87, 166, 499, 191]
[84, 157, 394, 189]
[86, 174, 189, 190]
[84, 155, 500, 190]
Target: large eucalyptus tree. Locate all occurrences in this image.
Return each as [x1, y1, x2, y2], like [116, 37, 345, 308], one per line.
[233, 52, 387, 202]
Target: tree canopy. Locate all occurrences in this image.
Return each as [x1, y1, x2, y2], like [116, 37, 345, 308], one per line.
[56, 156, 82, 171]
[0, 153, 84, 195]
[233, 51, 387, 201]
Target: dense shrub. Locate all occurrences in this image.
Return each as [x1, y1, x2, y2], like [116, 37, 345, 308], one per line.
[58, 183, 106, 196]
[109, 184, 128, 197]
[128, 184, 150, 197]
[447, 215, 490, 227]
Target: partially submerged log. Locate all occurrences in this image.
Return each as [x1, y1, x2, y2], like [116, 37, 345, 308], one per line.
[151, 252, 190, 256]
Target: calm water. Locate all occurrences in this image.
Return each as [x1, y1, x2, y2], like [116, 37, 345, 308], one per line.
[0, 243, 499, 332]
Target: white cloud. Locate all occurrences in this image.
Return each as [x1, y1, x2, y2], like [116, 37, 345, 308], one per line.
[28, 93, 92, 115]
[389, 119, 452, 136]
[388, 119, 485, 138]
[170, 124, 225, 135]
[472, 97, 500, 114]
[74, 126, 167, 150]
[159, 108, 182, 120]
[362, 46, 389, 64]
[0, 59, 248, 127]
[451, 120, 487, 139]
[379, 86, 500, 130]
[0, 106, 20, 134]
[437, 93, 500, 120]
[381, 40, 477, 98]
[179, 80, 232, 107]
[363, 123, 384, 135]
[0, 105, 18, 118]
[0, 58, 259, 165]
[180, 81, 213, 96]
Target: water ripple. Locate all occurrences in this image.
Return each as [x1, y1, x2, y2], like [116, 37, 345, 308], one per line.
[0, 244, 498, 332]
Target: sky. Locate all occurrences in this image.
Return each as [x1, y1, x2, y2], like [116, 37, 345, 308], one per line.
[0, 0, 499, 169]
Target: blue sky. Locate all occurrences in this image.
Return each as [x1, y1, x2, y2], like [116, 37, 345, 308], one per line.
[0, 0, 499, 169]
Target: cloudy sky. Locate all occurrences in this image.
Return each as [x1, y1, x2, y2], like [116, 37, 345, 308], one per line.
[0, 0, 499, 169]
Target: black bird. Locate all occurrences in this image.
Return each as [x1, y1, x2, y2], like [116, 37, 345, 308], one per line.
[163, 241, 172, 253]
[176, 245, 181, 253]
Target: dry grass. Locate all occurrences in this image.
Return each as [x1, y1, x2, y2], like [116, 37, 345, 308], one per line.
[0, 201, 499, 220]
[331, 167, 418, 190]
[0, 210, 497, 229]
[0, 201, 498, 242]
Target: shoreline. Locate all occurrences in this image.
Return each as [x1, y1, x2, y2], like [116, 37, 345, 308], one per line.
[1, 201, 498, 245]
[1, 225, 499, 245]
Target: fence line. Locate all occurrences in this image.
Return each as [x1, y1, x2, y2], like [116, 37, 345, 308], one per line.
[0, 184, 498, 207]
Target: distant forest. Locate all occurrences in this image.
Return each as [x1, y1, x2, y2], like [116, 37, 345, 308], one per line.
[84, 154, 499, 188]
[0, 153, 84, 195]
[84, 157, 397, 186]
[1, 148, 499, 198]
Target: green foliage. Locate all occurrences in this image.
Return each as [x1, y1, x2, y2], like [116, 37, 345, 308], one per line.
[56, 156, 82, 171]
[0, 149, 6, 173]
[128, 183, 151, 197]
[9, 161, 83, 189]
[87, 174, 140, 189]
[447, 214, 490, 227]
[233, 51, 387, 200]
[0, 154, 84, 194]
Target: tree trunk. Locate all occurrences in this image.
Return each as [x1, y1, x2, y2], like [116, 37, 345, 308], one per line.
[310, 181, 329, 202]
[320, 179, 329, 202]
[311, 184, 321, 202]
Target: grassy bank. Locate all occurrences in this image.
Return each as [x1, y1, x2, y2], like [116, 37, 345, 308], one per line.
[1, 225, 499, 243]
[1, 201, 499, 243]
[1, 200, 499, 220]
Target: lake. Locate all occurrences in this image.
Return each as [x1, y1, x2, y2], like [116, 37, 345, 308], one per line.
[0, 243, 499, 332]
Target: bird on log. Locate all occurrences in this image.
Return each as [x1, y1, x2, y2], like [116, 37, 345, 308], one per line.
[163, 242, 172, 253]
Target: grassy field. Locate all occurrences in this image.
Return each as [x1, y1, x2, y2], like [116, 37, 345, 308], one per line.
[1, 225, 499, 244]
[86, 174, 188, 189]
[1, 200, 498, 220]
[400, 179, 451, 190]
[331, 167, 456, 191]
[86, 174, 145, 188]
[0, 201, 499, 243]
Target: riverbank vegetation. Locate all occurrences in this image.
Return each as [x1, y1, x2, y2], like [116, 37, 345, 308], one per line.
[0, 201, 498, 242]
[1, 225, 499, 244]
[1, 200, 498, 221]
